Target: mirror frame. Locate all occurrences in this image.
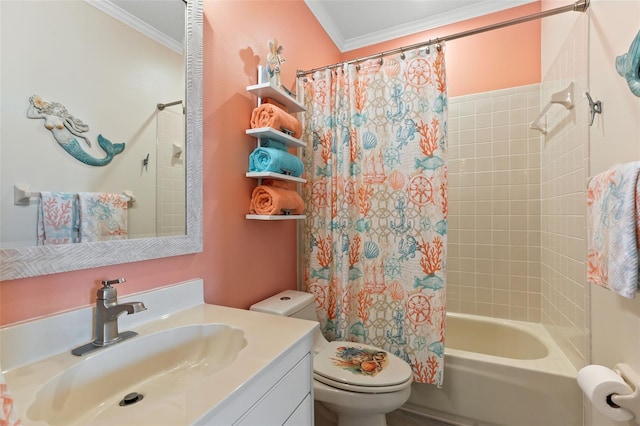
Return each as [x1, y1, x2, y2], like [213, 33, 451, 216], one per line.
[0, 0, 203, 281]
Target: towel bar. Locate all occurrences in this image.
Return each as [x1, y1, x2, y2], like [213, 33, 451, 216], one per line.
[530, 82, 574, 134]
[13, 184, 135, 206]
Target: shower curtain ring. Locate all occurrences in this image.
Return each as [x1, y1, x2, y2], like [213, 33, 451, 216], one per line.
[400, 50, 405, 60]
[379, 54, 384, 65]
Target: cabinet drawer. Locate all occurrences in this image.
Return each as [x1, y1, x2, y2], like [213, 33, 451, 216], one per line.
[235, 353, 312, 425]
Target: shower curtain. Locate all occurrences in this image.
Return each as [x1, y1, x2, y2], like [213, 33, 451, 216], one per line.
[298, 46, 448, 385]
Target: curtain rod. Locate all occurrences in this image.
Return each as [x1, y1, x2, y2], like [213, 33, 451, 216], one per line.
[296, 0, 589, 77]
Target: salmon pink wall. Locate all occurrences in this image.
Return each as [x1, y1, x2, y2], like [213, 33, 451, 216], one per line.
[0, 0, 542, 326]
[0, 0, 340, 326]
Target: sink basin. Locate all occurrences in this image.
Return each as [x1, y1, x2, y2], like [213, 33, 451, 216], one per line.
[26, 324, 246, 425]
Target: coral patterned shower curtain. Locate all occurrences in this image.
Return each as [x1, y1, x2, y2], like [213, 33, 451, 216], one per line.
[298, 46, 448, 385]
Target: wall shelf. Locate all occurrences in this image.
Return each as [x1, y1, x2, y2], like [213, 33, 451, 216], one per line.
[246, 82, 305, 113]
[246, 214, 306, 221]
[246, 75, 305, 221]
[246, 171, 306, 184]
[246, 127, 306, 148]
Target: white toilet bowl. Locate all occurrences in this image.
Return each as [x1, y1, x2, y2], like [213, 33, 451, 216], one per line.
[250, 290, 413, 426]
[315, 378, 411, 426]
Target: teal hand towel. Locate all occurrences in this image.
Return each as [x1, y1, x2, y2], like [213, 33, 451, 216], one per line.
[249, 147, 304, 177]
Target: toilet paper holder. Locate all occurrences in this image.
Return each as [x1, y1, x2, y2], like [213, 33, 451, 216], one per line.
[611, 364, 640, 422]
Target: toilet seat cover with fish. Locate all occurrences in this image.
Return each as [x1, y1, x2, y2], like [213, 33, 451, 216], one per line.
[313, 341, 413, 393]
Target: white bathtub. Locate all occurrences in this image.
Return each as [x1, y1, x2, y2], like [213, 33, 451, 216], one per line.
[405, 313, 582, 426]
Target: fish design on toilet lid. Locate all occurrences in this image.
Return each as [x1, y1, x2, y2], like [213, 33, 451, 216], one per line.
[314, 341, 413, 387]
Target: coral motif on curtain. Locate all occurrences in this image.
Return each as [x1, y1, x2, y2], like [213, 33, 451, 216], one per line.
[298, 46, 448, 385]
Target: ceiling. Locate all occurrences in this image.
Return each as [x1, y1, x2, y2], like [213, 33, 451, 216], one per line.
[304, 0, 536, 52]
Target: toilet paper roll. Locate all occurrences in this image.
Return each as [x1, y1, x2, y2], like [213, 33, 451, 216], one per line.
[577, 365, 634, 422]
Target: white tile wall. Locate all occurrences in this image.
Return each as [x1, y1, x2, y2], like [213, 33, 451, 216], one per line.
[156, 109, 186, 237]
[539, 12, 590, 370]
[448, 83, 543, 322]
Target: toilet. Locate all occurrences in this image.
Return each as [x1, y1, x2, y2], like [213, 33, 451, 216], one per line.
[250, 290, 413, 426]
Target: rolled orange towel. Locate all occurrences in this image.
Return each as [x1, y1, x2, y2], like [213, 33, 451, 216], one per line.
[249, 185, 304, 215]
[250, 103, 302, 138]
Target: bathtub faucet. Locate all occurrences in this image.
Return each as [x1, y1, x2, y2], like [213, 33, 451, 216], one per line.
[71, 278, 147, 356]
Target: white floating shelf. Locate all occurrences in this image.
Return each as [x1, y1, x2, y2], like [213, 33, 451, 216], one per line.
[246, 127, 306, 148]
[246, 214, 306, 221]
[246, 171, 307, 183]
[246, 82, 305, 113]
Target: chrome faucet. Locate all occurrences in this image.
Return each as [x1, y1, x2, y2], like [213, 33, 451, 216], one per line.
[72, 278, 147, 356]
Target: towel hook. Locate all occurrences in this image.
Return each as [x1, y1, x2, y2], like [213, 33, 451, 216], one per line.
[142, 153, 150, 172]
[585, 91, 602, 126]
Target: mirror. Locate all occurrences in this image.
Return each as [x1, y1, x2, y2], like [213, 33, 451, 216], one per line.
[0, 0, 203, 280]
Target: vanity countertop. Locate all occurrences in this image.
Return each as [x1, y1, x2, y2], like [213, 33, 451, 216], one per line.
[1, 280, 317, 425]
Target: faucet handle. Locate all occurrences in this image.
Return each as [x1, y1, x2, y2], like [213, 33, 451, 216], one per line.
[98, 278, 125, 300]
[102, 278, 126, 287]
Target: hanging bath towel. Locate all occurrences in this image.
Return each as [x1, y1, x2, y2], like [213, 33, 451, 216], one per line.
[78, 193, 128, 242]
[37, 192, 78, 245]
[587, 162, 640, 298]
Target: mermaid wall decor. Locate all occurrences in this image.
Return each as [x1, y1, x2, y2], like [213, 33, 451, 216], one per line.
[27, 95, 125, 166]
[616, 30, 640, 97]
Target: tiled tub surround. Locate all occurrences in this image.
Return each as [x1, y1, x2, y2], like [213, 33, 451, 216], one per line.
[447, 83, 543, 322]
[0, 280, 317, 425]
[447, 79, 589, 372]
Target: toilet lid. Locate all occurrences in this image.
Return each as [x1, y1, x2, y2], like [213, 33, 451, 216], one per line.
[314, 341, 413, 390]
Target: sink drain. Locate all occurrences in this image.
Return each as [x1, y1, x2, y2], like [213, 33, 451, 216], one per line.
[119, 392, 144, 406]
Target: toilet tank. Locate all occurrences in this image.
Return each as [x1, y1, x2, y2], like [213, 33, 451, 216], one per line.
[250, 290, 318, 321]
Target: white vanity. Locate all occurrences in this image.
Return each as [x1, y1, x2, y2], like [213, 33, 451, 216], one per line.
[0, 280, 316, 425]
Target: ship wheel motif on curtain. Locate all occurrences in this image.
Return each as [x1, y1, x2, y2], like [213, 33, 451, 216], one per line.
[405, 57, 432, 88]
[311, 181, 328, 207]
[309, 283, 327, 307]
[408, 175, 434, 206]
[406, 292, 433, 326]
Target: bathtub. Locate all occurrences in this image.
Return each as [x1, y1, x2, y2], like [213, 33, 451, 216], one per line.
[405, 312, 582, 426]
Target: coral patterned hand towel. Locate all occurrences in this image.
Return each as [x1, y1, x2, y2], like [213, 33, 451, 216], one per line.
[37, 192, 79, 245]
[78, 193, 128, 242]
[587, 162, 640, 298]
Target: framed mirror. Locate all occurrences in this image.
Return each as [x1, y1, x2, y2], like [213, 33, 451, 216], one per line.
[0, 0, 203, 280]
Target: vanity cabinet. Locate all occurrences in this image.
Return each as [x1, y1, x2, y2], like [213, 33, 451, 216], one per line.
[246, 82, 307, 221]
[198, 325, 314, 426]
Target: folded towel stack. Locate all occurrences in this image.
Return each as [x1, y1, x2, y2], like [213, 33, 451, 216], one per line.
[250, 103, 302, 138]
[249, 184, 304, 215]
[259, 137, 288, 151]
[249, 147, 304, 177]
[587, 162, 640, 298]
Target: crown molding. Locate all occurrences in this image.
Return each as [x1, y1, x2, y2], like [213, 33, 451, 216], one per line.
[84, 0, 183, 54]
[305, 0, 536, 53]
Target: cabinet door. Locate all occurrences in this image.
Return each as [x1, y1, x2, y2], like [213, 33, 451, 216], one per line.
[235, 353, 312, 425]
[284, 394, 312, 426]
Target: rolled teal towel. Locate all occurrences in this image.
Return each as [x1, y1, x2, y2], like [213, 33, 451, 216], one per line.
[249, 147, 304, 177]
[259, 138, 288, 151]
